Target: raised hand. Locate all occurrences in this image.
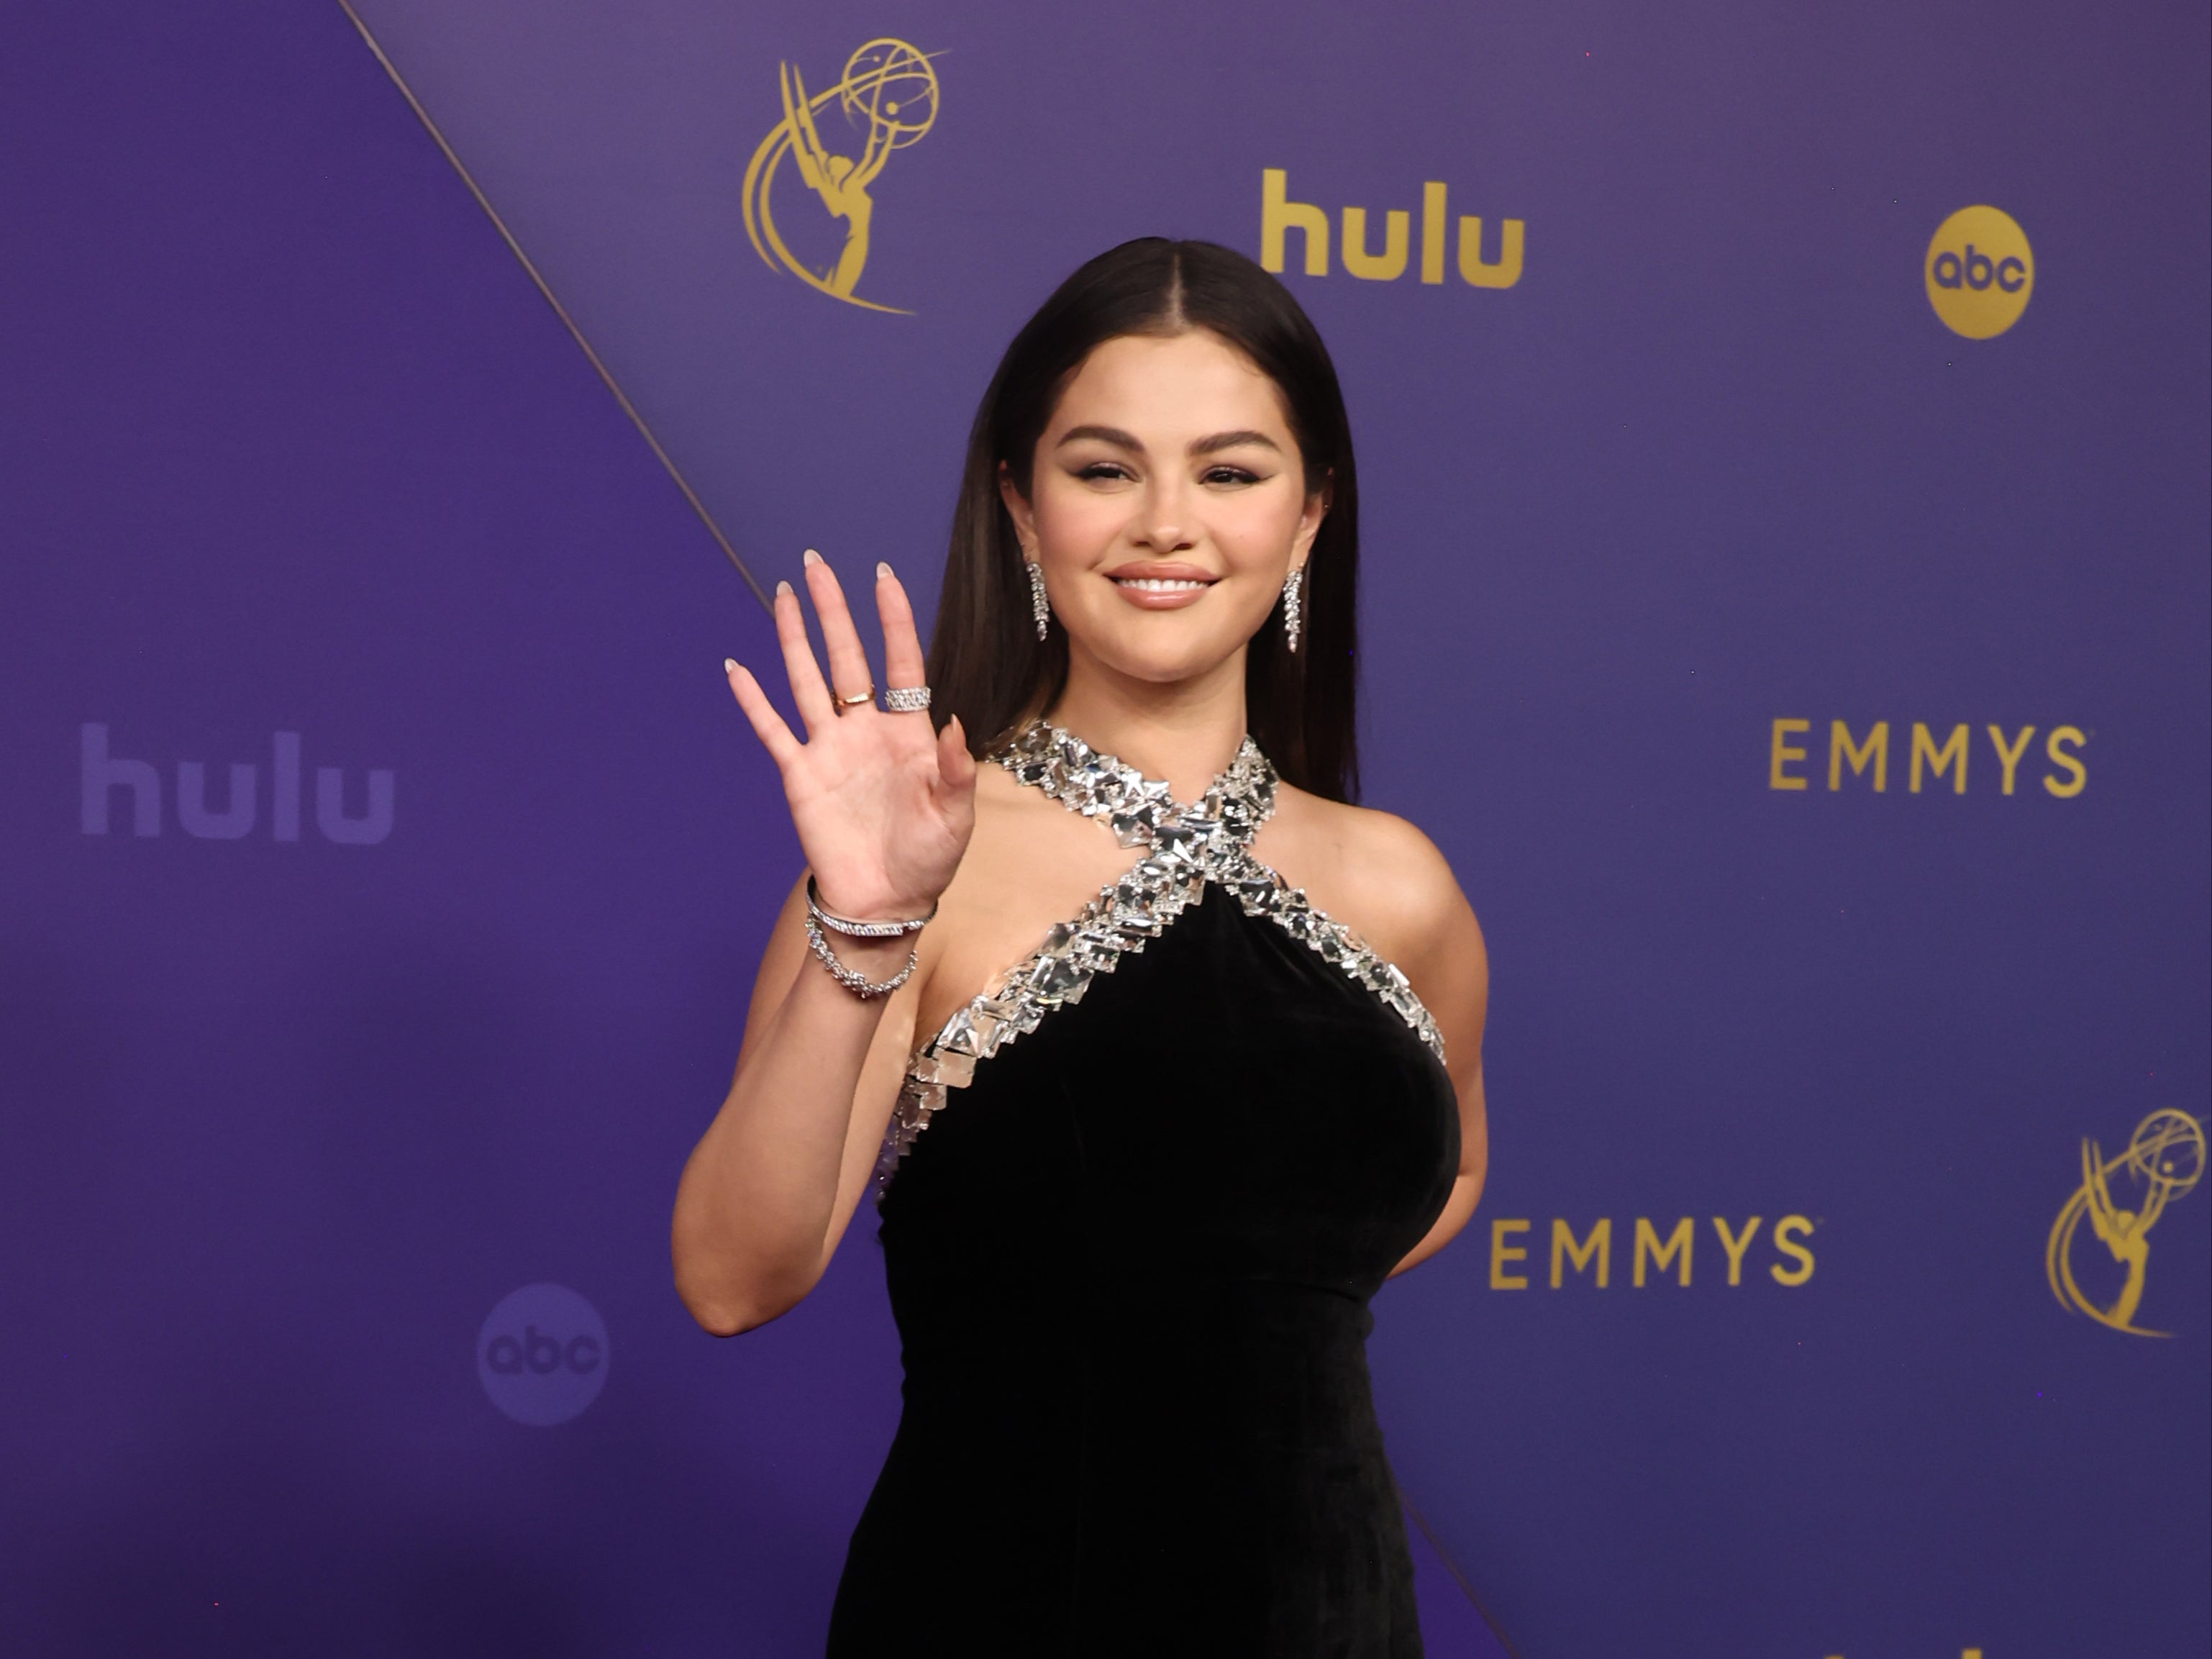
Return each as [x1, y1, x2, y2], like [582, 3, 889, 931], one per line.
[724, 551, 978, 924]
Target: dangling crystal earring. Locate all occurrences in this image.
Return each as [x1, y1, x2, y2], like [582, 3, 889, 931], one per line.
[1282, 566, 1304, 654]
[1027, 560, 1050, 642]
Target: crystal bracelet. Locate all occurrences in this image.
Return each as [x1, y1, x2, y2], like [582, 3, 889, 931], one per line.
[804, 912, 918, 999]
[806, 876, 936, 939]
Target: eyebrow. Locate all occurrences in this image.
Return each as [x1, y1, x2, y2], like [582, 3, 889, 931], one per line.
[1055, 424, 1283, 458]
[1191, 428, 1281, 457]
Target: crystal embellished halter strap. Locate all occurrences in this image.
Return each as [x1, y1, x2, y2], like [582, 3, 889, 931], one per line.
[874, 720, 1448, 1194]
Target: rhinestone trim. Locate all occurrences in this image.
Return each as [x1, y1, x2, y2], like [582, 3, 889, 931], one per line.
[875, 721, 1447, 1194]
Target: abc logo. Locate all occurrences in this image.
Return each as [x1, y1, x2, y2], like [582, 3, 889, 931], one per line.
[477, 1283, 608, 1427]
[1925, 205, 2033, 339]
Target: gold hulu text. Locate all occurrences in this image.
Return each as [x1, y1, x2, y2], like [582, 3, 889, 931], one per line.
[1261, 170, 1523, 288]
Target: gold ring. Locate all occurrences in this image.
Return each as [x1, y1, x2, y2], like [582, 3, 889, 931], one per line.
[835, 688, 875, 709]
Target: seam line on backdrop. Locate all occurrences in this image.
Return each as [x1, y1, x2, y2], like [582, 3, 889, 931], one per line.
[1401, 1493, 1524, 1658]
[334, 0, 774, 613]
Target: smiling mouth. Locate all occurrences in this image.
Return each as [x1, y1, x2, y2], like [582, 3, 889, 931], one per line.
[1113, 576, 1214, 592]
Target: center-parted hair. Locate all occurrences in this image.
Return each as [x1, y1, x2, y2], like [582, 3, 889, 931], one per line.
[927, 238, 1362, 802]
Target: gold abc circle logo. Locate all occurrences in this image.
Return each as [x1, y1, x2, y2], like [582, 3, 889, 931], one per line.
[1925, 206, 2034, 339]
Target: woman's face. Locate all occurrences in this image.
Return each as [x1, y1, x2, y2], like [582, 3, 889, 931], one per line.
[1002, 328, 1326, 689]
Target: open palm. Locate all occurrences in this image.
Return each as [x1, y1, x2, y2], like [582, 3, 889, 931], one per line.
[724, 552, 976, 922]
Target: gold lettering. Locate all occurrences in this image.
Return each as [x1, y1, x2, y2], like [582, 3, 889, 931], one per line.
[1342, 206, 1410, 281]
[1770, 1214, 1816, 1285]
[1489, 1218, 1530, 1289]
[1829, 719, 1888, 791]
[1421, 181, 1447, 283]
[1910, 722, 1969, 794]
[2042, 725, 2088, 798]
[1260, 169, 1328, 276]
[1457, 216, 1525, 288]
[1711, 1217, 1763, 1286]
[1632, 1217, 1693, 1287]
[1549, 1217, 1611, 1288]
[1770, 718, 1810, 790]
[1986, 724, 2036, 795]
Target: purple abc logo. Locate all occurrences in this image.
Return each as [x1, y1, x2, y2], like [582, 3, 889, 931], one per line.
[477, 1283, 608, 1427]
[1929, 242, 2026, 294]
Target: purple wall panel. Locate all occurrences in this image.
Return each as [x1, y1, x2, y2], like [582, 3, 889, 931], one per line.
[0, 4, 880, 1653]
[3, 0, 2206, 1654]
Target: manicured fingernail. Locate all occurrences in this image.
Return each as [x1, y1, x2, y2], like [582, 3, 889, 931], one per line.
[802, 548, 821, 567]
[723, 658, 739, 674]
[878, 560, 893, 580]
[775, 580, 792, 598]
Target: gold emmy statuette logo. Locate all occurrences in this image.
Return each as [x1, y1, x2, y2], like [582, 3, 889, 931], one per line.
[1925, 204, 2033, 339]
[2046, 1109, 2205, 1337]
[741, 38, 939, 314]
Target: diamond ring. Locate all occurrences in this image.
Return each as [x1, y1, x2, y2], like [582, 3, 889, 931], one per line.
[883, 686, 932, 713]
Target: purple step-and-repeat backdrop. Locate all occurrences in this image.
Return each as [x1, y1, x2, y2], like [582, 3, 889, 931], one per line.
[3, 1, 2206, 1654]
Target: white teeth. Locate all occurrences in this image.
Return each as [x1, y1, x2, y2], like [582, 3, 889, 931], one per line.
[1116, 577, 1209, 592]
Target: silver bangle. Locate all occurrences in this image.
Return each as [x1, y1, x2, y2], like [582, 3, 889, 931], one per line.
[804, 913, 917, 999]
[806, 876, 935, 939]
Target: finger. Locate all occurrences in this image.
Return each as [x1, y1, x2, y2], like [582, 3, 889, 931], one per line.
[773, 578, 834, 732]
[726, 659, 803, 768]
[936, 714, 978, 799]
[803, 550, 876, 706]
[875, 562, 928, 701]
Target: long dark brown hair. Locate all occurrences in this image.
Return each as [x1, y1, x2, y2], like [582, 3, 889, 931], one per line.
[925, 238, 1361, 801]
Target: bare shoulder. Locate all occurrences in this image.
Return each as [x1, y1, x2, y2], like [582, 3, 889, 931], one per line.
[1265, 788, 1475, 952]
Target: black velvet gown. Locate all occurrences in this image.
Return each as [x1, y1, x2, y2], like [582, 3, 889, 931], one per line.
[827, 723, 1460, 1659]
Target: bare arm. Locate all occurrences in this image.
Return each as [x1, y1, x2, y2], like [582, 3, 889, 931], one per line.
[671, 555, 975, 1335]
[671, 878, 914, 1334]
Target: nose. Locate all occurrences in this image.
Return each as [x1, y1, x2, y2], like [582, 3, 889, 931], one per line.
[1135, 474, 1197, 554]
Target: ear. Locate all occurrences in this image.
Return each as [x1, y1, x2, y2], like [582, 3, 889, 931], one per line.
[1289, 468, 1332, 571]
[997, 461, 1040, 560]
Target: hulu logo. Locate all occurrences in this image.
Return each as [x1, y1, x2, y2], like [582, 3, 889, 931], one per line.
[1260, 169, 1524, 288]
[80, 722, 393, 845]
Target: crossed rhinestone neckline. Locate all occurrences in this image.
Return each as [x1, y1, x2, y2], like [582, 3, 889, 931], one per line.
[873, 719, 1447, 1196]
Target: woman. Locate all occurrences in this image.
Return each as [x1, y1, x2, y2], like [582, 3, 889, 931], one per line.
[673, 239, 1489, 1657]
